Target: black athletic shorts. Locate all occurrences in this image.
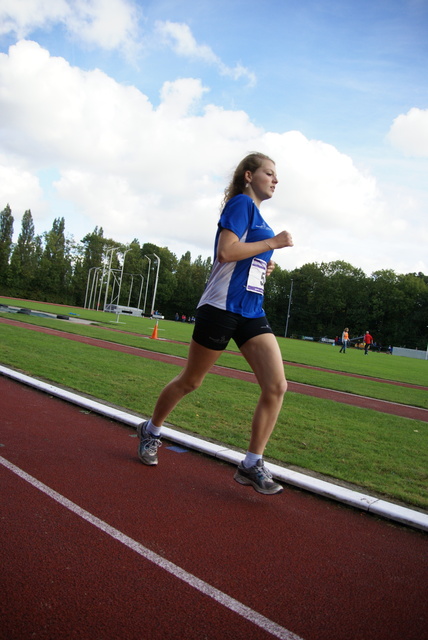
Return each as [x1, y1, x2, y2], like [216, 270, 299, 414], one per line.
[192, 304, 273, 351]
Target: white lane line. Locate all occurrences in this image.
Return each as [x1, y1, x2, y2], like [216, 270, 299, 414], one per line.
[0, 456, 304, 640]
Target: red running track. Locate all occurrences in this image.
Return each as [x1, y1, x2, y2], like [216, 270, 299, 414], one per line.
[1, 375, 427, 640]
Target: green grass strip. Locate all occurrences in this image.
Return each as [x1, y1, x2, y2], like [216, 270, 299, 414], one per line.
[2, 310, 427, 409]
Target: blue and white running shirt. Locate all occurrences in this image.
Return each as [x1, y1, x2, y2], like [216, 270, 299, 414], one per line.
[197, 194, 275, 318]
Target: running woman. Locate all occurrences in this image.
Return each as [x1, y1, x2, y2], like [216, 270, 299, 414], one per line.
[137, 152, 293, 494]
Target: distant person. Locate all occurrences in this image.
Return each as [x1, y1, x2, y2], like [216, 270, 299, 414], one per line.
[339, 328, 349, 353]
[364, 331, 373, 355]
[137, 152, 293, 494]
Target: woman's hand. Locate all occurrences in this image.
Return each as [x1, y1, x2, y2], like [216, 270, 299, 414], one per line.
[266, 260, 276, 277]
[271, 230, 293, 249]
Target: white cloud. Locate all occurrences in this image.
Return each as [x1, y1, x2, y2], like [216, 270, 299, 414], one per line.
[0, 0, 70, 38]
[155, 20, 256, 87]
[0, 40, 152, 169]
[265, 131, 383, 227]
[0, 40, 426, 276]
[0, 156, 44, 216]
[54, 170, 153, 233]
[0, 0, 140, 58]
[65, 0, 141, 57]
[155, 20, 217, 63]
[158, 78, 209, 119]
[386, 107, 428, 157]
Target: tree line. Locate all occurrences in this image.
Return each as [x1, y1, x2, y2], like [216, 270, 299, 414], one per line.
[1, 205, 427, 349]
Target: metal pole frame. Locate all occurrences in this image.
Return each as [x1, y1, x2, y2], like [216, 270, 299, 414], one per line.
[143, 255, 151, 315]
[84, 267, 97, 309]
[100, 247, 115, 311]
[285, 279, 294, 338]
[127, 274, 144, 309]
[136, 275, 144, 310]
[151, 253, 160, 316]
[127, 274, 134, 307]
[107, 269, 122, 307]
[88, 267, 101, 310]
[103, 247, 118, 312]
[116, 248, 131, 308]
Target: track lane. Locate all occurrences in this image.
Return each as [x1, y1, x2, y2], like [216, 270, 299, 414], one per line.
[2, 466, 284, 640]
[1, 375, 427, 640]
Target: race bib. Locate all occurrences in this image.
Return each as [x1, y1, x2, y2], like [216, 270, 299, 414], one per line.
[246, 257, 267, 295]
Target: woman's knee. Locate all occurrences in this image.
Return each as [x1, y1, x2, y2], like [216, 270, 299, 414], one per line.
[276, 378, 288, 398]
[263, 377, 288, 399]
[176, 372, 204, 395]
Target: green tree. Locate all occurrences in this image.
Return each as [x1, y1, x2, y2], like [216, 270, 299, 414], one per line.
[281, 261, 372, 341]
[192, 254, 212, 297]
[81, 226, 105, 269]
[75, 226, 107, 307]
[0, 204, 14, 289]
[320, 261, 367, 338]
[171, 252, 212, 318]
[367, 269, 401, 346]
[288, 263, 326, 337]
[9, 210, 41, 295]
[264, 264, 292, 335]
[393, 273, 428, 348]
[37, 217, 73, 302]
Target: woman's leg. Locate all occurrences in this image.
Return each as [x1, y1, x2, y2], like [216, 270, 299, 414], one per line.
[151, 339, 223, 426]
[239, 333, 288, 455]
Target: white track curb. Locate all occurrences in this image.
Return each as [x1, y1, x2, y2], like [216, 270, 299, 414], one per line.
[1, 365, 427, 533]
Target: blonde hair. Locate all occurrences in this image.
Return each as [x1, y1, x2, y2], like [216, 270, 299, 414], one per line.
[221, 152, 275, 210]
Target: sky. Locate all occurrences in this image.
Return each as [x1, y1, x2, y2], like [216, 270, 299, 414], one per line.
[0, 0, 427, 277]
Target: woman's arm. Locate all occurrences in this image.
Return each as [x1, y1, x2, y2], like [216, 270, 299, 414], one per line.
[217, 228, 293, 264]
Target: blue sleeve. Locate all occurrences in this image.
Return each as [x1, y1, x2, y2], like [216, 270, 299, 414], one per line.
[219, 195, 252, 239]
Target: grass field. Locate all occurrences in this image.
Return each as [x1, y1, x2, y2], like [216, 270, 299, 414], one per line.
[1, 297, 427, 510]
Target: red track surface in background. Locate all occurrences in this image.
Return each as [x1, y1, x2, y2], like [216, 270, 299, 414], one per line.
[1, 375, 427, 640]
[1, 316, 427, 422]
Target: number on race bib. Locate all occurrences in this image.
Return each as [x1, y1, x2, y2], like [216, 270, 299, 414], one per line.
[246, 258, 267, 295]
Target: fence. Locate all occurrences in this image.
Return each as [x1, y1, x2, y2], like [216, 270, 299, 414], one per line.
[392, 347, 427, 360]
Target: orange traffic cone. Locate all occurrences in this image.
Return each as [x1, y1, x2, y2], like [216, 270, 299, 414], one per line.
[150, 321, 159, 340]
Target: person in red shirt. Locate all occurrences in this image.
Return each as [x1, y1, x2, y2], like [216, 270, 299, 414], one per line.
[364, 331, 373, 355]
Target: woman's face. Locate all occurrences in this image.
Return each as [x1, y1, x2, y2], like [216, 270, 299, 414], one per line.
[246, 160, 278, 204]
